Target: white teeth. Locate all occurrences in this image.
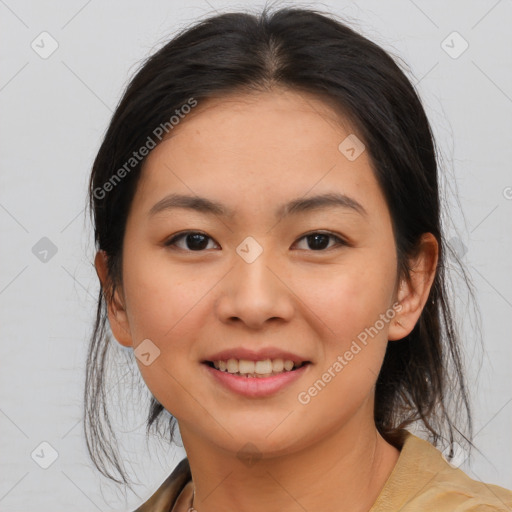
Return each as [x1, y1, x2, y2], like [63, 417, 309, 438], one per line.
[227, 358, 238, 373]
[272, 358, 284, 372]
[212, 358, 303, 376]
[255, 359, 272, 374]
[238, 359, 255, 373]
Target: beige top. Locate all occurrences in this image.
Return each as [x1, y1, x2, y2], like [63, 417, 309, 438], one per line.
[133, 429, 512, 511]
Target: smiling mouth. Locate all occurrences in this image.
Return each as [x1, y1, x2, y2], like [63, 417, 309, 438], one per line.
[203, 359, 310, 378]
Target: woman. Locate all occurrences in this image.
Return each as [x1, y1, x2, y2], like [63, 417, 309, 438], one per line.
[85, 6, 512, 512]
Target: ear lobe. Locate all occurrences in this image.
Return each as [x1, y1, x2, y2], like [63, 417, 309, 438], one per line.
[388, 233, 439, 341]
[94, 250, 133, 347]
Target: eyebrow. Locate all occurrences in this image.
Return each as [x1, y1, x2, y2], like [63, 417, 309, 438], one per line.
[148, 192, 367, 219]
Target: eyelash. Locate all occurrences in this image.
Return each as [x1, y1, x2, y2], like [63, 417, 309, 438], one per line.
[163, 230, 348, 252]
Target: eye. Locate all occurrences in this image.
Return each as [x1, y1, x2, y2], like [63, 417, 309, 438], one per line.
[293, 231, 347, 251]
[164, 230, 348, 252]
[164, 231, 220, 251]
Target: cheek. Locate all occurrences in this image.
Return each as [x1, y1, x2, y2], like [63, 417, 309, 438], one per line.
[121, 251, 223, 408]
[290, 252, 397, 408]
[122, 246, 218, 342]
[293, 258, 396, 345]
[292, 270, 393, 424]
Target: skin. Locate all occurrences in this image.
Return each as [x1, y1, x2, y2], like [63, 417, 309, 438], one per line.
[95, 87, 438, 512]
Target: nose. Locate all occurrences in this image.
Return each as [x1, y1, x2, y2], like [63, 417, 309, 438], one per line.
[214, 247, 295, 329]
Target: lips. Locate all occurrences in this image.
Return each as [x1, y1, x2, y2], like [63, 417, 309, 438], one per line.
[201, 347, 311, 393]
[202, 348, 310, 377]
[202, 357, 311, 398]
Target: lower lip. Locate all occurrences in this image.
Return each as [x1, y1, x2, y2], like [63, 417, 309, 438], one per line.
[202, 363, 310, 398]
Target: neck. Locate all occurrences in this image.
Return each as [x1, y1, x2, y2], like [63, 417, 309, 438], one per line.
[179, 408, 401, 512]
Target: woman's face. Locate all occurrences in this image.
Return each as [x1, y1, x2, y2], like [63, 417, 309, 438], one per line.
[106, 88, 405, 457]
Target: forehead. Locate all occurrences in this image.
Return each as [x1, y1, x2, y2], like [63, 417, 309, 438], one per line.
[132, 88, 386, 221]
[165, 88, 357, 150]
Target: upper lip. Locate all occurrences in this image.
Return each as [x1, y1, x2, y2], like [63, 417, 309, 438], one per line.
[203, 347, 310, 364]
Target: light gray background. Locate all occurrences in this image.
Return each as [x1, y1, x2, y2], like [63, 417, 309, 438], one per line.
[1, 0, 511, 510]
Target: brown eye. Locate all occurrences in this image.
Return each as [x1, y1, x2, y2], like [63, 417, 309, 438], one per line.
[165, 232, 219, 251]
[294, 232, 347, 251]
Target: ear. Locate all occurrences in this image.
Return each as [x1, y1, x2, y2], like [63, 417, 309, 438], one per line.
[388, 233, 439, 341]
[94, 250, 133, 347]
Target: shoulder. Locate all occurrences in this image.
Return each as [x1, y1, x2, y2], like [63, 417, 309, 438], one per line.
[131, 433, 512, 512]
[371, 429, 512, 512]
[132, 458, 191, 512]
